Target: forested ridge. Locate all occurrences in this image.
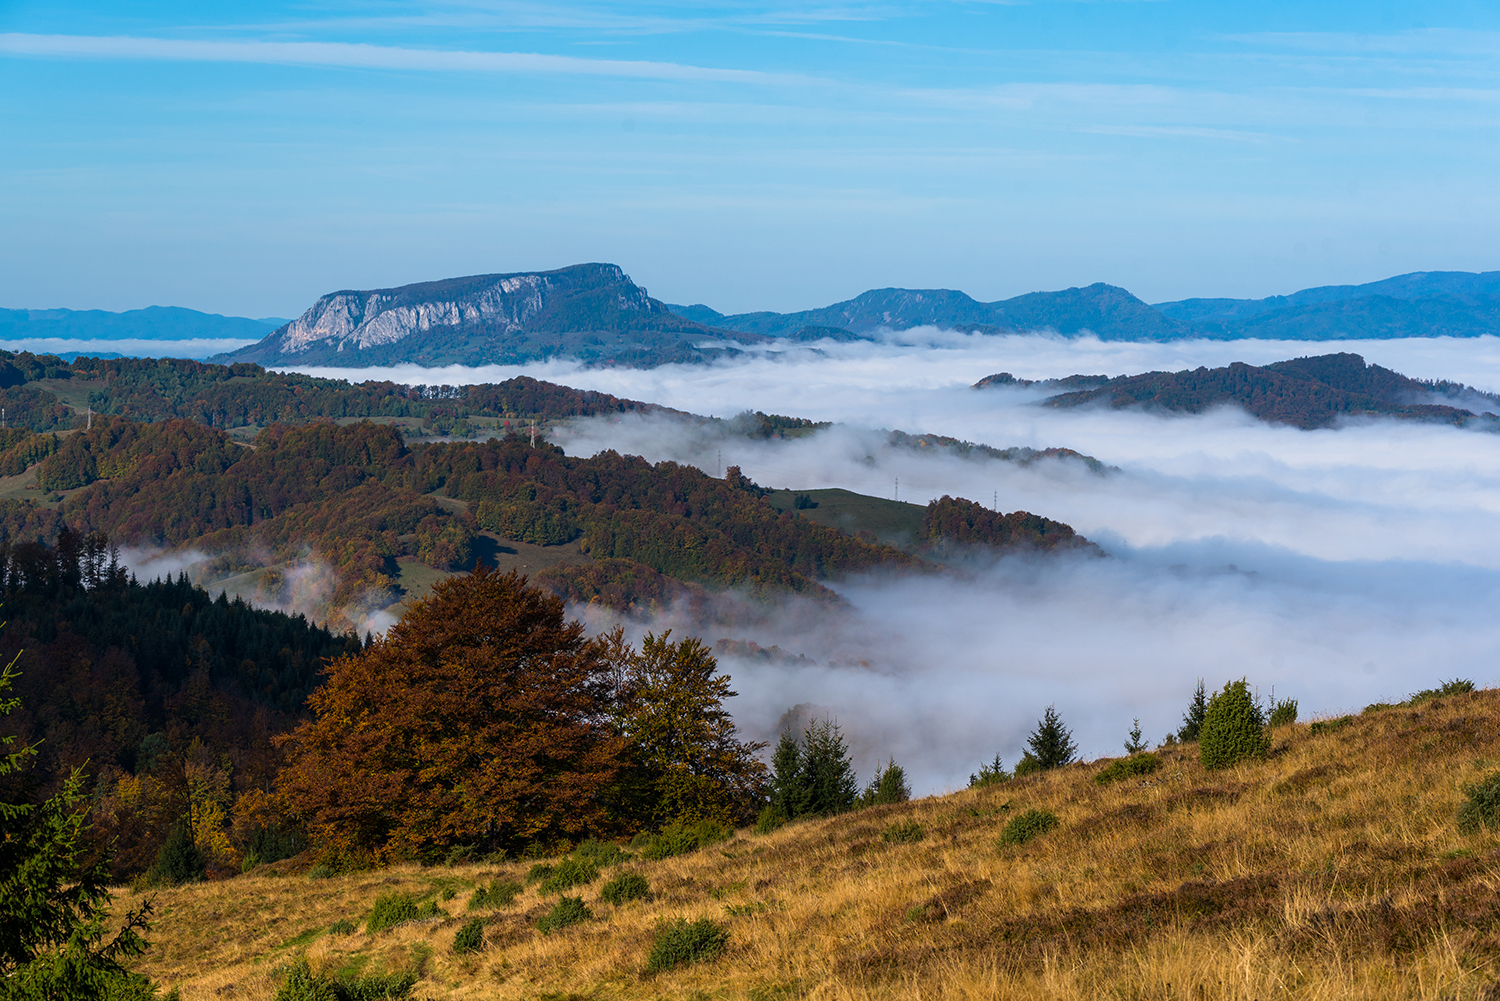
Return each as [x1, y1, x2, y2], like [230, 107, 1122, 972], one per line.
[1038, 351, 1500, 429]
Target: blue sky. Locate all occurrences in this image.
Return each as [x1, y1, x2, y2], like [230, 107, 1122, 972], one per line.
[3, 1, 1499, 317]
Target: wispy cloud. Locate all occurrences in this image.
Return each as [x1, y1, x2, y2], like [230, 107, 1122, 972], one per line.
[0, 32, 810, 85]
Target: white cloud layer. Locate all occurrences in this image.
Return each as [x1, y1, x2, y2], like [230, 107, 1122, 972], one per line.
[281, 334, 1500, 793]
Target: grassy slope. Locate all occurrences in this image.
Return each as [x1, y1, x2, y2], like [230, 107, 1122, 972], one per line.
[765, 488, 926, 548]
[117, 688, 1500, 1000]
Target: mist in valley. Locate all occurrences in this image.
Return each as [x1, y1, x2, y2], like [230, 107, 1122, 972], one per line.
[276, 333, 1500, 794]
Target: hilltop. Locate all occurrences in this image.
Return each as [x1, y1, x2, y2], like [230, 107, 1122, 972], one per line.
[112, 683, 1500, 999]
[991, 352, 1500, 430]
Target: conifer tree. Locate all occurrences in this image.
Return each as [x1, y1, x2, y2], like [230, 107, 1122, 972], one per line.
[1124, 719, 1146, 755]
[768, 731, 805, 822]
[860, 758, 911, 806]
[1178, 679, 1208, 742]
[799, 718, 859, 816]
[1026, 706, 1077, 770]
[0, 652, 156, 999]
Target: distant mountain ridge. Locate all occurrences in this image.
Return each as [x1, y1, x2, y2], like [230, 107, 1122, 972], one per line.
[671, 269, 1500, 344]
[218, 263, 755, 368]
[0, 305, 283, 342]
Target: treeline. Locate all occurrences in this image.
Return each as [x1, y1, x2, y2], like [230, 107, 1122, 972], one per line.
[0, 350, 662, 432]
[1043, 351, 1500, 430]
[0, 532, 360, 878]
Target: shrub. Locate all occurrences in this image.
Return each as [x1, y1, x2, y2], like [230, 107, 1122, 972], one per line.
[639, 820, 730, 861]
[969, 755, 1010, 788]
[525, 862, 554, 885]
[468, 879, 521, 910]
[306, 864, 335, 880]
[1309, 716, 1353, 735]
[998, 808, 1059, 847]
[536, 896, 590, 935]
[881, 820, 925, 845]
[148, 819, 206, 886]
[1026, 706, 1077, 769]
[1199, 680, 1269, 770]
[1012, 753, 1042, 778]
[273, 958, 416, 1001]
[453, 918, 484, 955]
[366, 892, 418, 934]
[1408, 678, 1476, 706]
[1268, 698, 1298, 727]
[574, 839, 626, 867]
[1459, 771, 1500, 834]
[644, 918, 729, 974]
[600, 871, 651, 905]
[327, 918, 356, 935]
[443, 844, 476, 866]
[752, 805, 785, 835]
[539, 856, 600, 894]
[1094, 752, 1162, 786]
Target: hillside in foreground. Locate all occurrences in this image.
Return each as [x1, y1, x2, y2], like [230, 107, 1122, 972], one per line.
[115, 685, 1500, 1000]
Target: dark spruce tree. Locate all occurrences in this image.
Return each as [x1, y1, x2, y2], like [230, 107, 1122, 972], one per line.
[1026, 706, 1078, 770]
[1178, 679, 1208, 742]
[799, 718, 858, 816]
[767, 731, 806, 822]
[860, 758, 911, 806]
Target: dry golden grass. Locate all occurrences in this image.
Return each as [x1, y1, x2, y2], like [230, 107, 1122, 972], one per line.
[117, 689, 1500, 1000]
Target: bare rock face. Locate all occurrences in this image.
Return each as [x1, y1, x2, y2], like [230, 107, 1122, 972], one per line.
[221, 263, 742, 368]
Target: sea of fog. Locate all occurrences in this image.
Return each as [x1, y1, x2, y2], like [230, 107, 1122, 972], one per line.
[277, 333, 1500, 794]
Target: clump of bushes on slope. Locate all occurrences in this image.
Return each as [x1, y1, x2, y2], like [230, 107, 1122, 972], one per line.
[468, 880, 521, 910]
[273, 958, 415, 1001]
[644, 918, 729, 974]
[1094, 753, 1162, 786]
[998, 809, 1059, 847]
[1459, 772, 1500, 834]
[539, 857, 600, 894]
[638, 820, 731, 861]
[600, 871, 651, 905]
[536, 896, 590, 935]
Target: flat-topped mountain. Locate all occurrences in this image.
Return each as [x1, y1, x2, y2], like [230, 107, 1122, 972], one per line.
[217, 264, 756, 368]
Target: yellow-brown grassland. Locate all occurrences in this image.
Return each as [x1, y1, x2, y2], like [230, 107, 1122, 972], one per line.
[115, 688, 1500, 1000]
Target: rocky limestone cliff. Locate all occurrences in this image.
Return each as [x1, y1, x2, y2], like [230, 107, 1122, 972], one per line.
[220, 263, 748, 368]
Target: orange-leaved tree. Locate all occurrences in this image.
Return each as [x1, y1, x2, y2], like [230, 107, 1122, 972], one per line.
[275, 567, 624, 863]
[605, 630, 767, 830]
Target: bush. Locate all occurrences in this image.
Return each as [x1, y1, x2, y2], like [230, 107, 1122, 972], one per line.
[574, 839, 627, 867]
[644, 918, 729, 974]
[752, 805, 785, 835]
[1408, 678, 1476, 706]
[148, 819, 206, 886]
[306, 864, 335, 880]
[273, 958, 416, 1001]
[1309, 716, 1353, 735]
[1459, 771, 1500, 834]
[998, 808, 1059, 847]
[539, 856, 600, 894]
[468, 879, 521, 910]
[968, 755, 1010, 788]
[600, 871, 651, 905]
[1199, 680, 1269, 770]
[639, 819, 730, 861]
[1268, 698, 1298, 727]
[1012, 753, 1042, 778]
[327, 918, 356, 935]
[1094, 752, 1162, 786]
[366, 892, 418, 934]
[525, 862, 554, 885]
[453, 918, 484, 955]
[881, 820, 925, 845]
[536, 896, 590, 935]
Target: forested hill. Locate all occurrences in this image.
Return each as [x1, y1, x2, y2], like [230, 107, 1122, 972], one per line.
[1033, 353, 1500, 429]
[0, 350, 667, 434]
